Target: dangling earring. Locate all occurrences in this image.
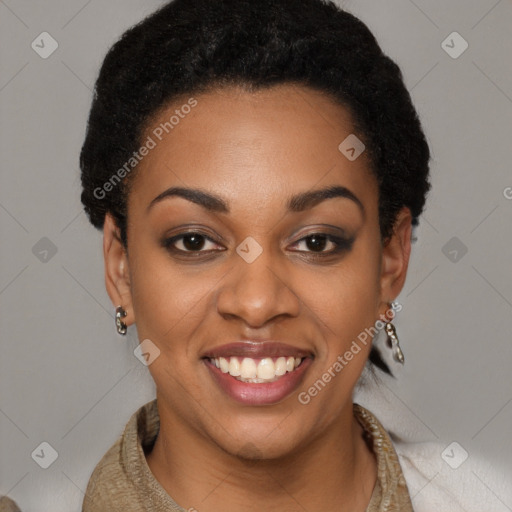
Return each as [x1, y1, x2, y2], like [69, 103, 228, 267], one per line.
[115, 306, 127, 335]
[385, 319, 404, 364]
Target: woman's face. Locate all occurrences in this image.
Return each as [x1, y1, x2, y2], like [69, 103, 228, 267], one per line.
[104, 84, 411, 459]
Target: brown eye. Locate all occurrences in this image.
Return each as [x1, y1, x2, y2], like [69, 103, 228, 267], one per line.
[304, 234, 330, 252]
[290, 233, 354, 255]
[180, 233, 207, 251]
[163, 232, 222, 253]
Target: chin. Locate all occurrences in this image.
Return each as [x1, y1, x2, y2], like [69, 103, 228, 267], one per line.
[210, 413, 312, 463]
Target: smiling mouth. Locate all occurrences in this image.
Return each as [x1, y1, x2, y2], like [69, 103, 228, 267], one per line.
[207, 356, 305, 383]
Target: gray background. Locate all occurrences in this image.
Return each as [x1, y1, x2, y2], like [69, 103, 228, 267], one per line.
[1, 0, 511, 510]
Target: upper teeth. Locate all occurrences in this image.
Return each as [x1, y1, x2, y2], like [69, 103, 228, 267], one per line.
[211, 356, 302, 382]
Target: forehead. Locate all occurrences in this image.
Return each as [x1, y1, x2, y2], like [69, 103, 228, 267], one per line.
[130, 84, 378, 216]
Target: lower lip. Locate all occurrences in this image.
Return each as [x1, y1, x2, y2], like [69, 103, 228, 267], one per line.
[204, 358, 312, 406]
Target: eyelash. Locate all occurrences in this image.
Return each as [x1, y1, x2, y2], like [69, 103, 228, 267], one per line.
[162, 231, 354, 258]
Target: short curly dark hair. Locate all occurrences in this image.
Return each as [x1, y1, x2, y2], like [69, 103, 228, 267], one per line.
[80, 0, 431, 375]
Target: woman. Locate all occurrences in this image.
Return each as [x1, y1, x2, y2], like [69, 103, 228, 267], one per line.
[79, 0, 430, 510]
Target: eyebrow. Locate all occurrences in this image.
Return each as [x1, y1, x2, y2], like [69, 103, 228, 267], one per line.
[147, 185, 365, 217]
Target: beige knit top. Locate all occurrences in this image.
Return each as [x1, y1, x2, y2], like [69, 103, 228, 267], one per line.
[81, 400, 414, 511]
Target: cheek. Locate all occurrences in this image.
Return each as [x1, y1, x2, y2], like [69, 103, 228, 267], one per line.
[128, 246, 218, 347]
[297, 281, 379, 423]
[302, 240, 381, 383]
[315, 245, 380, 338]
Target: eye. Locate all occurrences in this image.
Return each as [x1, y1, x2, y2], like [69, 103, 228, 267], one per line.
[163, 232, 223, 254]
[289, 233, 353, 254]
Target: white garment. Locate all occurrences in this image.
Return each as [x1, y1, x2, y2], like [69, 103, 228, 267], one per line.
[355, 367, 512, 512]
[396, 439, 512, 511]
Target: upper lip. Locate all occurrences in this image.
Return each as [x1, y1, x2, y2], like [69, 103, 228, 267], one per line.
[202, 341, 312, 359]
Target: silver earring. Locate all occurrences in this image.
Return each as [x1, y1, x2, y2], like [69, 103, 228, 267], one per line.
[385, 321, 404, 364]
[115, 306, 127, 335]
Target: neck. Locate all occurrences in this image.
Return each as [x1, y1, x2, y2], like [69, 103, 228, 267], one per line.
[146, 398, 377, 512]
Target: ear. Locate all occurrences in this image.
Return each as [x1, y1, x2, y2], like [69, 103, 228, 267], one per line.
[103, 213, 135, 327]
[378, 207, 412, 316]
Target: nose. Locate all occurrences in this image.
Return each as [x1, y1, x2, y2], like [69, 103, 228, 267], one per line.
[216, 246, 301, 328]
